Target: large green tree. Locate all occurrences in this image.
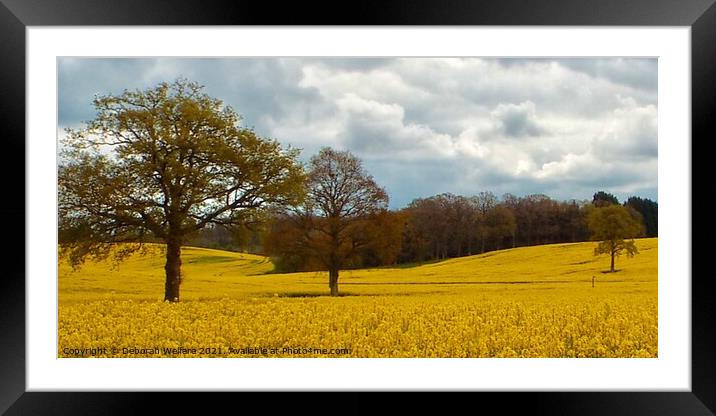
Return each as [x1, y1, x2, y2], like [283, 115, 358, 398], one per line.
[587, 205, 643, 272]
[59, 79, 305, 301]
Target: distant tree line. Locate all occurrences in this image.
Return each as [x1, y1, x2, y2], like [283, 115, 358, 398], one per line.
[397, 192, 586, 263]
[189, 189, 657, 269]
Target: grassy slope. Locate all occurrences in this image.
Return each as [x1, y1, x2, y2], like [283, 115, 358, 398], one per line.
[59, 238, 657, 304]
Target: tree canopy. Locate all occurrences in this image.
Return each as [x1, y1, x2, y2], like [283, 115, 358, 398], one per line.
[587, 204, 643, 272]
[592, 191, 619, 207]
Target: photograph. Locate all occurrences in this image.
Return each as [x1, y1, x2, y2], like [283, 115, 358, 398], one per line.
[2, 0, 710, 410]
[56, 57, 659, 359]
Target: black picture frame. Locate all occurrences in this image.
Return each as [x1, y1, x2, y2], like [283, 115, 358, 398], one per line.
[1, 0, 713, 414]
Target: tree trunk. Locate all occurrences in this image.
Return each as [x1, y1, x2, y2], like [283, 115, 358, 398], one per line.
[610, 251, 615, 273]
[329, 267, 339, 297]
[609, 241, 617, 273]
[164, 237, 182, 302]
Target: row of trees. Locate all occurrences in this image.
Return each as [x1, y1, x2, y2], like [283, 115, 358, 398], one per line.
[396, 193, 588, 263]
[263, 189, 652, 273]
[59, 79, 656, 301]
[396, 190, 656, 264]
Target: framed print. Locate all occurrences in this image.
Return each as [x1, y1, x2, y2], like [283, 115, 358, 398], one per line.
[2, 0, 714, 414]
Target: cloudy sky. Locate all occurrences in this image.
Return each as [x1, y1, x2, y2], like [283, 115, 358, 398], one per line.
[58, 58, 657, 208]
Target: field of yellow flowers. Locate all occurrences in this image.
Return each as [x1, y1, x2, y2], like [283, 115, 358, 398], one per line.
[58, 239, 657, 358]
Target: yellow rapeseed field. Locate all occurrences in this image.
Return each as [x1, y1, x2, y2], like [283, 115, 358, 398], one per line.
[58, 239, 657, 358]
